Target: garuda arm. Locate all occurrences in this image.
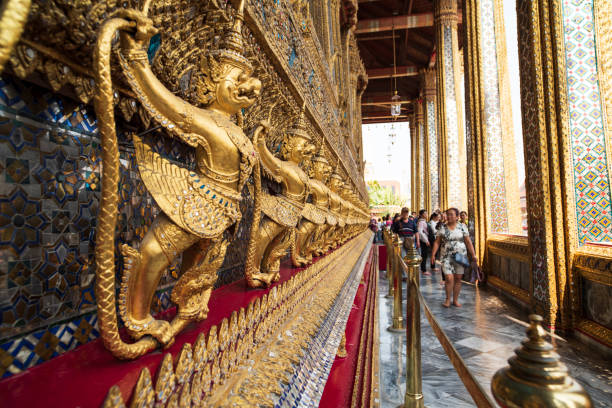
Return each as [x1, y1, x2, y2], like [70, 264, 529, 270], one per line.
[253, 124, 283, 183]
[117, 18, 216, 147]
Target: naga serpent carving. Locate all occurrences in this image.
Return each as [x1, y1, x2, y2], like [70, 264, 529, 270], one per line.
[0, 0, 31, 73]
[93, 1, 265, 358]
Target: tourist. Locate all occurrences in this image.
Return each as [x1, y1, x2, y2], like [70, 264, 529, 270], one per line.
[385, 214, 392, 228]
[392, 213, 400, 225]
[428, 213, 440, 266]
[392, 207, 419, 257]
[369, 217, 378, 237]
[459, 210, 468, 226]
[430, 208, 478, 308]
[376, 218, 383, 242]
[417, 210, 431, 276]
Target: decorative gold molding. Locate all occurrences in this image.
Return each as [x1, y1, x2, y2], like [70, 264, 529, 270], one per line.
[576, 318, 612, 348]
[486, 234, 530, 263]
[488, 275, 530, 304]
[102, 232, 371, 407]
[574, 246, 612, 286]
[435, 0, 459, 27]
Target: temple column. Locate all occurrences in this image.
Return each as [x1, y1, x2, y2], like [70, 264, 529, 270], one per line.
[421, 68, 438, 213]
[415, 99, 426, 212]
[434, 0, 467, 211]
[410, 112, 418, 211]
[462, 0, 524, 262]
[512, 0, 612, 335]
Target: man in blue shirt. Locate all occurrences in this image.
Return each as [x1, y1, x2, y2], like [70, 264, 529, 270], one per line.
[391, 207, 420, 256]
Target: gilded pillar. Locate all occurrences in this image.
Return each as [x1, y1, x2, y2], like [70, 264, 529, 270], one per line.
[463, 0, 487, 260]
[415, 99, 425, 212]
[513, 0, 577, 329]
[462, 0, 525, 261]
[421, 68, 438, 212]
[410, 112, 418, 211]
[435, 0, 467, 211]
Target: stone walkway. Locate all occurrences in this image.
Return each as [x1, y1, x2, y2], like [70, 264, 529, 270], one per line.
[378, 264, 612, 407]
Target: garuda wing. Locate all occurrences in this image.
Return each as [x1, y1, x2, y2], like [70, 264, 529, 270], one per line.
[133, 135, 241, 238]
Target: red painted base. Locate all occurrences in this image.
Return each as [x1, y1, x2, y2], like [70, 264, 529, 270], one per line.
[378, 243, 387, 271]
[0, 250, 339, 407]
[319, 245, 377, 408]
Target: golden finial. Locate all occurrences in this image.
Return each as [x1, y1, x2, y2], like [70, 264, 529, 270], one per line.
[286, 102, 311, 141]
[211, 0, 253, 72]
[491, 314, 592, 407]
[313, 143, 329, 164]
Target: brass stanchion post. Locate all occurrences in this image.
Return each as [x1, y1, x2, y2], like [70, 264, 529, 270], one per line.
[491, 314, 592, 407]
[385, 229, 394, 298]
[403, 236, 424, 407]
[388, 233, 405, 332]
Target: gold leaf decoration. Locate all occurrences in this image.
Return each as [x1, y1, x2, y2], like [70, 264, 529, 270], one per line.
[155, 353, 176, 404]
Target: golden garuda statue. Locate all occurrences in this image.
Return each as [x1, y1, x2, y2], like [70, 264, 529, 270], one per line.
[339, 183, 356, 244]
[298, 151, 333, 262]
[92, 1, 264, 359]
[245, 109, 315, 286]
[321, 170, 345, 251]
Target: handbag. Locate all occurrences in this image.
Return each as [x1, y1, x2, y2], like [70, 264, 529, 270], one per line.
[469, 262, 484, 285]
[453, 252, 470, 267]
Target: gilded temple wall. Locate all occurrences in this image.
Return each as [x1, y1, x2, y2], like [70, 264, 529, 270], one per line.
[0, 0, 366, 377]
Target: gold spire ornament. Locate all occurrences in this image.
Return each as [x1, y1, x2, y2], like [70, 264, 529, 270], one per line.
[92, 0, 264, 359]
[491, 315, 592, 407]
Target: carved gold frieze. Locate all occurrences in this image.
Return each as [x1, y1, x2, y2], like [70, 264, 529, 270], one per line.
[5, 0, 367, 199]
[101, 231, 371, 407]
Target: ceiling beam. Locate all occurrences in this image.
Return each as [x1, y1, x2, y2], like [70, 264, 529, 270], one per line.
[362, 96, 413, 105]
[362, 114, 410, 120]
[366, 65, 419, 79]
[357, 34, 399, 41]
[356, 13, 433, 34]
[355, 11, 462, 34]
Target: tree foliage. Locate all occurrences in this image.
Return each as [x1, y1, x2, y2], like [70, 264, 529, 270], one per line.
[367, 180, 406, 207]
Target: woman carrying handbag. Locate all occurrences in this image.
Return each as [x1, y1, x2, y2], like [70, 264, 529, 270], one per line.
[430, 208, 478, 307]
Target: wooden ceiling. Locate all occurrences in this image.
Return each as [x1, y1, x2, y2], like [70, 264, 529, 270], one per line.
[357, 0, 461, 124]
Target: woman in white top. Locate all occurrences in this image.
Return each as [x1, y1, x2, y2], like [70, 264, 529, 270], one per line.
[430, 208, 478, 308]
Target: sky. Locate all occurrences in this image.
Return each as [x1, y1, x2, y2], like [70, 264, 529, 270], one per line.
[362, 121, 412, 203]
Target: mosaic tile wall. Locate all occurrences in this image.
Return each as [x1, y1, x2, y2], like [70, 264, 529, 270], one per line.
[561, 0, 612, 244]
[442, 26, 463, 209]
[0, 76, 253, 378]
[479, 0, 510, 233]
[427, 101, 440, 211]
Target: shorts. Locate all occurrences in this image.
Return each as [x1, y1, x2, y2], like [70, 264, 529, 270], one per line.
[442, 261, 465, 276]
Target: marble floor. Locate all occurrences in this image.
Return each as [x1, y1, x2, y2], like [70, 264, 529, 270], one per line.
[378, 265, 612, 407]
